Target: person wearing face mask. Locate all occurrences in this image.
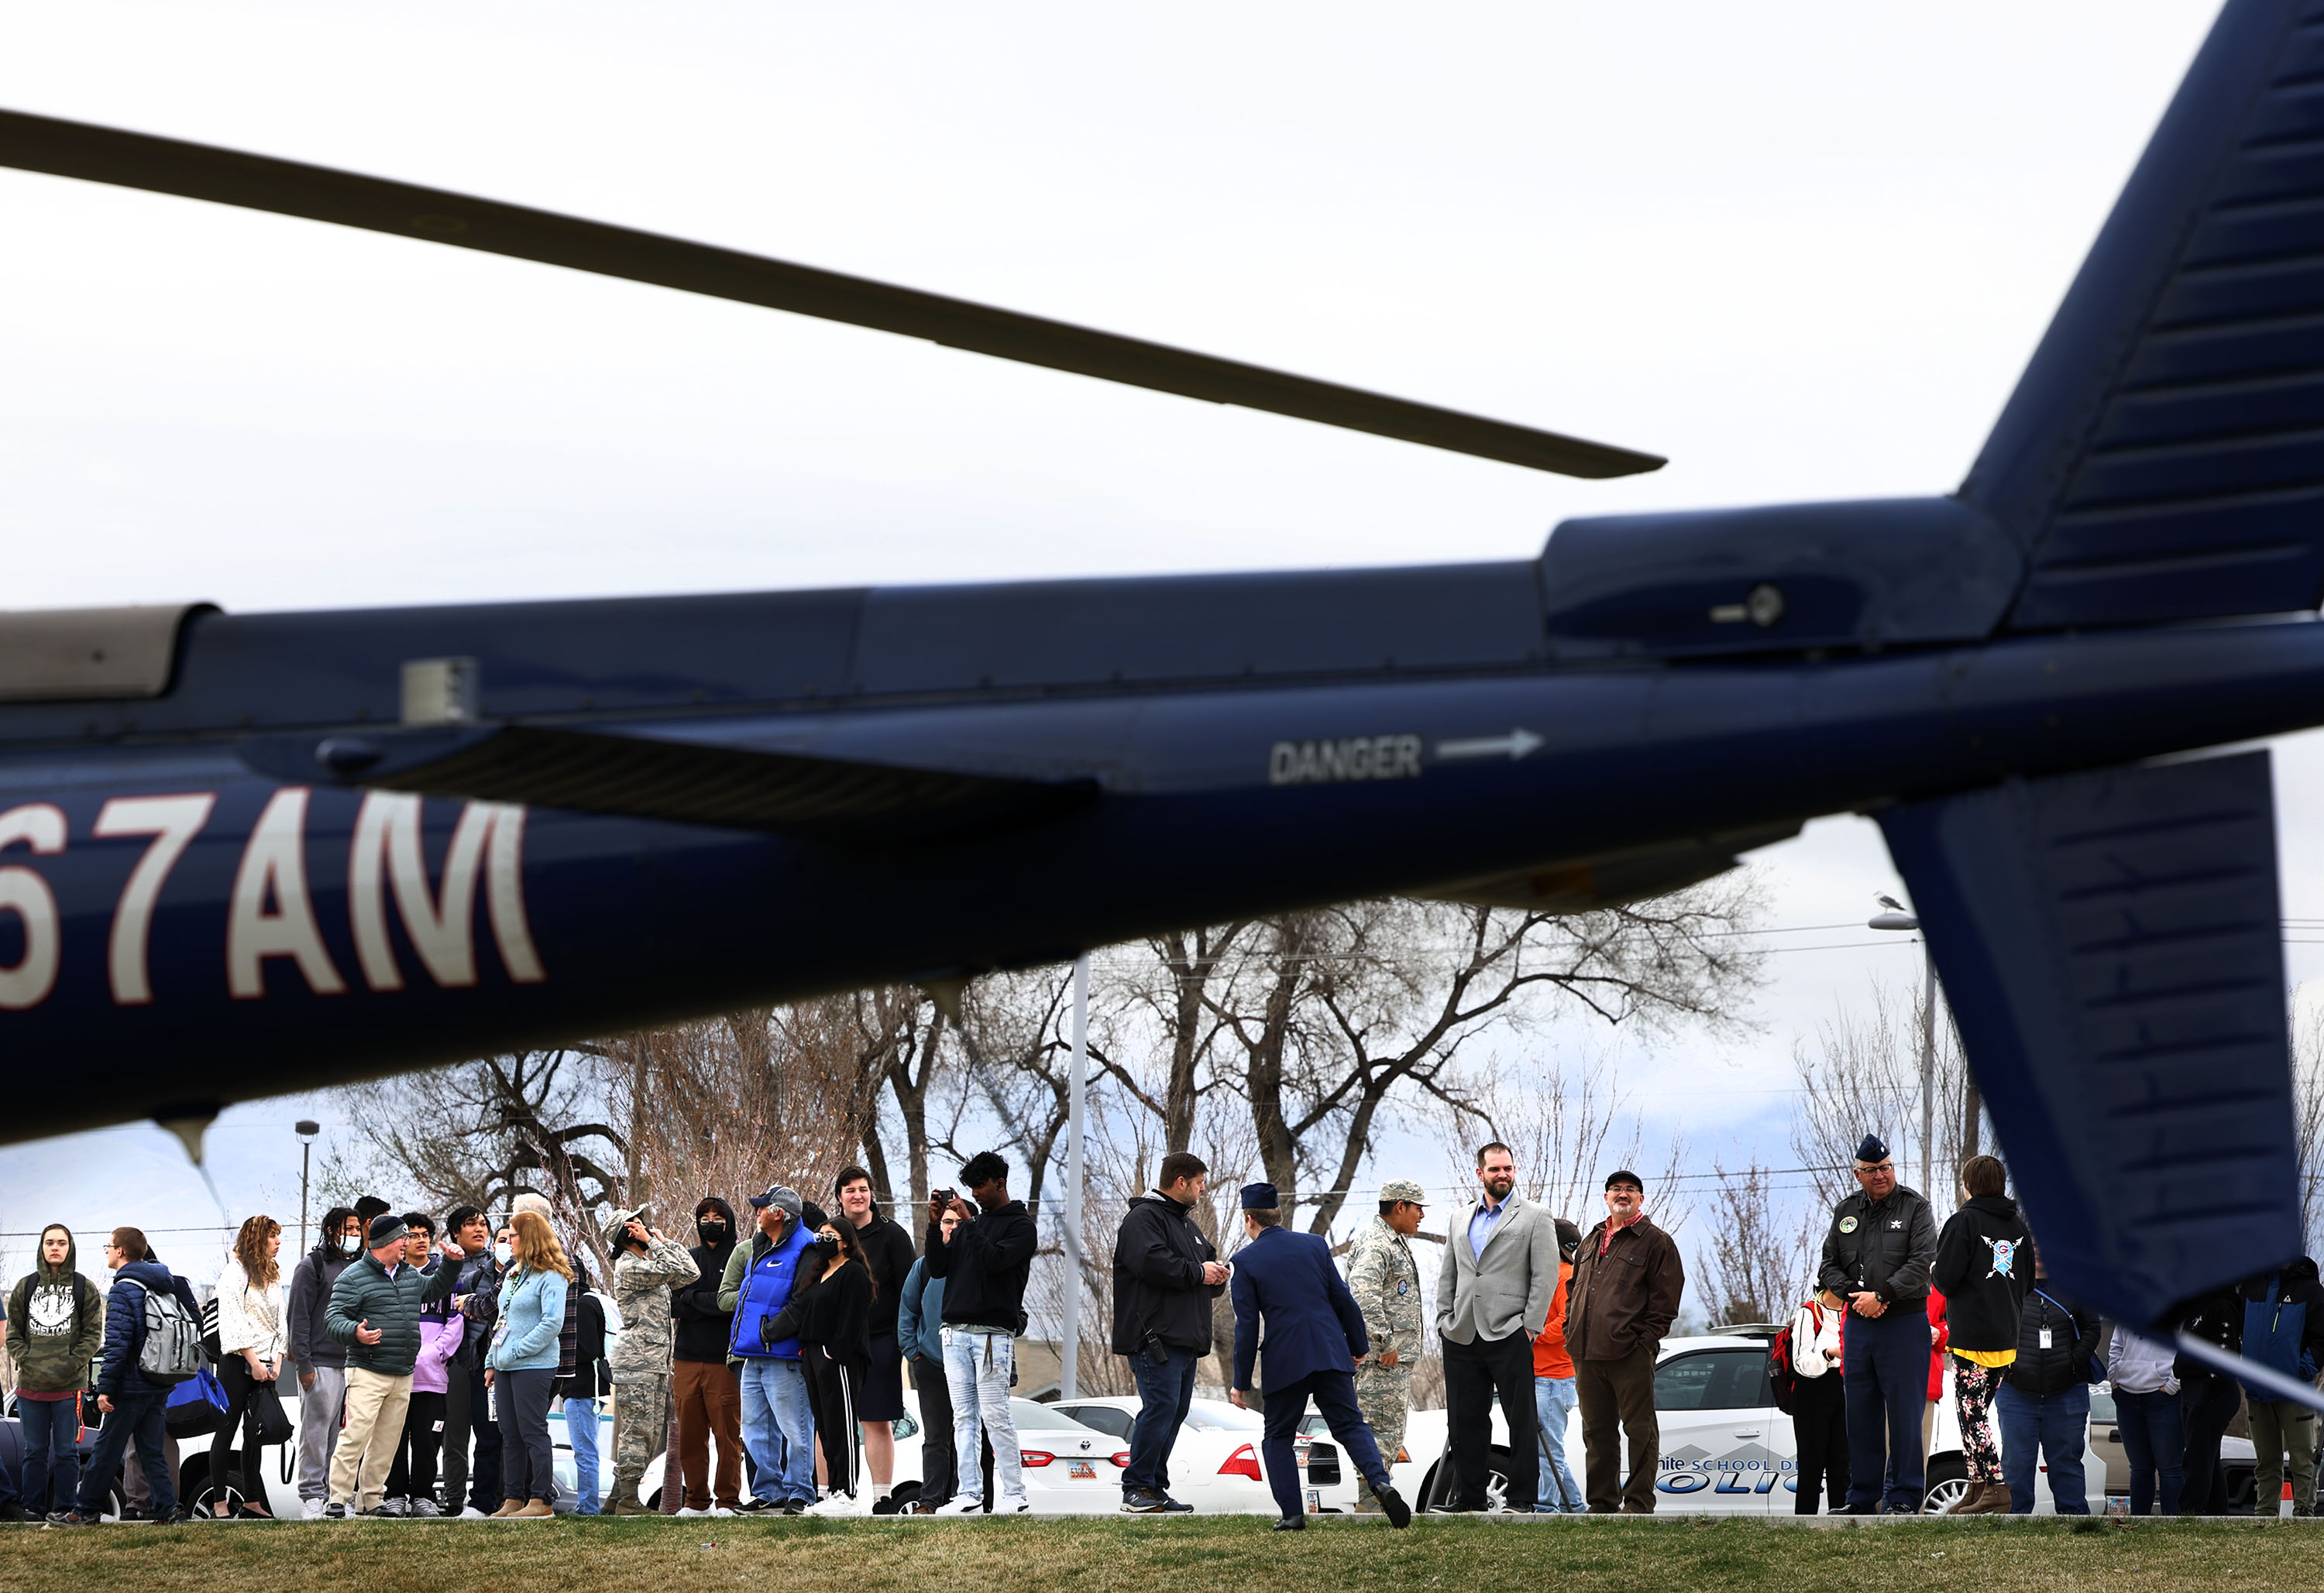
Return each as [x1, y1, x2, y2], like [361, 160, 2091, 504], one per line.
[669, 1196, 743, 1516]
[1566, 1170, 1685, 1515]
[286, 1205, 364, 1519]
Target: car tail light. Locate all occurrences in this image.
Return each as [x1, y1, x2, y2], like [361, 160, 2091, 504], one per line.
[1109, 1452, 1132, 1468]
[1020, 1451, 1055, 1468]
[1220, 1443, 1263, 1481]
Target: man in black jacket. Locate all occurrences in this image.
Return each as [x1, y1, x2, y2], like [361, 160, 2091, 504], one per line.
[836, 1166, 918, 1509]
[925, 1151, 1038, 1515]
[435, 1204, 502, 1517]
[1816, 1134, 1937, 1514]
[1111, 1151, 1229, 1513]
[1996, 1246, 2099, 1516]
[669, 1196, 743, 1515]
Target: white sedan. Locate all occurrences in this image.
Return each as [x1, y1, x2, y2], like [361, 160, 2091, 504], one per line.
[640, 1393, 1125, 1513]
[1050, 1394, 1432, 1514]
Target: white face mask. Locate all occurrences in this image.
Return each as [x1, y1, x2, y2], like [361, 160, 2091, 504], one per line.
[494, 1242, 513, 1266]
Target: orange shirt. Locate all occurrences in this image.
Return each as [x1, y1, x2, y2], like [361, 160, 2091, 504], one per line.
[1532, 1259, 1576, 1378]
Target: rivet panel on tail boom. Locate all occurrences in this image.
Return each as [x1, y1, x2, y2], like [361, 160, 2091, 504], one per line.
[1968, 0, 2324, 630]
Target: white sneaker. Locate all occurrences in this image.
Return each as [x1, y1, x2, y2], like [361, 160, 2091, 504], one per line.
[459, 1505, 488, 1519]
[994, 1495, 1030, 1515]
[806, 1492, 868, 1517]
[708, 1506, 735, 1519]
[931, 1496, 985, 1516]
[301, 1499, 327, 1521]
[675, 1506, 708, 1519]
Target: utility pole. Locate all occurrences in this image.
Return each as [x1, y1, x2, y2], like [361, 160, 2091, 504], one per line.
[1061, 954, 1089, 1400]
[1869, 898, 1940, 1200]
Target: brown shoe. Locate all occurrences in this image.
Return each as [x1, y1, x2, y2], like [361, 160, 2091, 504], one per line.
[491, 1499, 525, 1519]
[1951, 1481, 2010, 1515]
[511, 1499, 554, 1519]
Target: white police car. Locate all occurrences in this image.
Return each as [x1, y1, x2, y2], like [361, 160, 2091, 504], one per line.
[1416, 1326, 2109, 1514]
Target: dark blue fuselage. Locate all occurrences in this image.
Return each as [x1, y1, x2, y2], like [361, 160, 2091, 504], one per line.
[6, 602, 2321, 1138]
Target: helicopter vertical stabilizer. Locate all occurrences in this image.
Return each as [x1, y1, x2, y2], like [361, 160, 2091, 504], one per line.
[1878, 752, 2302, 1327]
[1963, 0, 2324, 632]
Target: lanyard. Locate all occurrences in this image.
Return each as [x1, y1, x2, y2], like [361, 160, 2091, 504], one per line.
[2033, 1289, 2078, 1344]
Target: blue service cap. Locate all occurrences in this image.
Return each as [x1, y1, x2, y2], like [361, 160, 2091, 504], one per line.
[1855, 1135, 1890, 1165]
[1240, 1183, 1278, 1210]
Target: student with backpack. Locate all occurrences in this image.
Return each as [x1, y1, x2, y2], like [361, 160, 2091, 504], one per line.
[1773, 1288, 1848, 1512]
[2236, 1257, 2324, 1517]
[60, 1227, 202, 1526]
[6, 1223, 106, 1520]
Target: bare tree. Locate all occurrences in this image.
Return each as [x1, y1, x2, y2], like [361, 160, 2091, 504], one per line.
[1790, 979, 1975, 1214]
[335, 1049, 625, 1277]
[1466, 1053, 1690, 1235]
[2294, 1004, 2324, 1256]
[1694, 1162, 1811, 1327]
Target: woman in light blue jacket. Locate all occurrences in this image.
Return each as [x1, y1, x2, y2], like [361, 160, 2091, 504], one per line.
[486, 1210, 572, 1518]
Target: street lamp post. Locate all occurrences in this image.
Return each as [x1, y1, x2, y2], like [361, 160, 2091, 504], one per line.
[296, 1119, 320, 1257]
[1868, 900, 1937, 1198]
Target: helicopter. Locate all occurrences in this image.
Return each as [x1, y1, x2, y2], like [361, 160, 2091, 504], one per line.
[2, 0, 2322, 1383]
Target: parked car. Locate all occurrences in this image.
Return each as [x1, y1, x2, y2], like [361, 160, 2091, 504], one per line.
[1412, 1327, 2109, 1514]
[638, 1393, 1125, 1513]
[1052, 1393, 1433, 1513]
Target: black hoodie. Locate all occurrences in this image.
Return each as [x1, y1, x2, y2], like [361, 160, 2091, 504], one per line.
[927, 1199, 1037, 1334]
[1929, 1195, 2032, 1354]
[672, 1197, 739, 1365]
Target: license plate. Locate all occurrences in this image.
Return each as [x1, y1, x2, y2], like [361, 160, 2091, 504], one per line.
[1069, 1461, 1096, 1480]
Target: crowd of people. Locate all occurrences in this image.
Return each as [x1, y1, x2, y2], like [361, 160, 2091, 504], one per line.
[1781, 1136, 2324, 1517]
[1, 1131, 2318, 1527]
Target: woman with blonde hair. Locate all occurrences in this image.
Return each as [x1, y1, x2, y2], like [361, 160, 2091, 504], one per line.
[210, 1214, 286, 1518]
[486, 1209, 572, 1519]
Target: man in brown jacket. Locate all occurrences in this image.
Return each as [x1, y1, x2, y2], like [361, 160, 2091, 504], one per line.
[1563, 1169, 1683, 1513]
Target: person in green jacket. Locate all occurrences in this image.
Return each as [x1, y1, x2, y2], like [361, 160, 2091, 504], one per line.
[321, 1214, 455, 1519]
[7, 1224, 105, 1519]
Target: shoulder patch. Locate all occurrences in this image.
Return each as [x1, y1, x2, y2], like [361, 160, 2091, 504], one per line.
[1837, 1216, 1858, 1234]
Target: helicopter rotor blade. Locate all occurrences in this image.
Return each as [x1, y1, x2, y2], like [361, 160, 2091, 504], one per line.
[0, 107, 1663, 479]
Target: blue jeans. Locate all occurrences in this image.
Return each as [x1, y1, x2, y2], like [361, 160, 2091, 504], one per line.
[944, 1329, 1023, 1506]
[563, 1397, 601, 1514]
[737, 1357, 816, 1505]
[18, 1398, 80, 1514]
[1533, 1375, 1582, 1511]
[1842, 1304, 1928, 1511]
[1123, 1344, 1201, 1497]
[1996, 1380, 2090, 1514]
[79, 1390, 174, 1517]
[2113, 1386, 2183, 1516]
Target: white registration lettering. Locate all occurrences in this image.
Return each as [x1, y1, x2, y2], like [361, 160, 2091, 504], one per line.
[0, 804, 66, 1011]
[349, 795, 543, 988]
[227, 788, 347, 999]
[92, 793, 217, 1006]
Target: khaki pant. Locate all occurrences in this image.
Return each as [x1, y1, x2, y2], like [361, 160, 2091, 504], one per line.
[1575, 1344, 1659, 1513]
[2249, 1399, 2319, 1516]
[328, 1368, 414, 1512]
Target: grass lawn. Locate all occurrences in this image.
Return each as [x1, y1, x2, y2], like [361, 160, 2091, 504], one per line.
[2, 1516, 2319, 1593]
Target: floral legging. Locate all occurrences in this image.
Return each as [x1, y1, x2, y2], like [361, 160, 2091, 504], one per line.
[1953, 1359, 2005, 1482]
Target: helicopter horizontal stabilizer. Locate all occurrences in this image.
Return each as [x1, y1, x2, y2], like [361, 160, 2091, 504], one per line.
[1965, 0, 2324, 633]
[1876, 751, 2303, 1328]
[235, 722, 1095, 843]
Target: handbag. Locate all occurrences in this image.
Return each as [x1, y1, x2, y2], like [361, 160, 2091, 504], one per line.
[253, 1378, 294, 1447]
[163, 1365, 230, 1439]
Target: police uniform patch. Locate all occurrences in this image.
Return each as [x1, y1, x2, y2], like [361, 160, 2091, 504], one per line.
[1837, 1216, 1858, 1234]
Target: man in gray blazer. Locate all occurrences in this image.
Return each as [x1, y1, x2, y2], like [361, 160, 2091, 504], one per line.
[1433, 1142, 1559, 1512]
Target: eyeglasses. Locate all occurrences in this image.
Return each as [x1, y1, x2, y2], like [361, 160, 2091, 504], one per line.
[1855, 1163, 1895, 1176]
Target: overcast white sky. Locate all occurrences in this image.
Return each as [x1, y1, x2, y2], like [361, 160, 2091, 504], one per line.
[9, 0, 2319, 1269]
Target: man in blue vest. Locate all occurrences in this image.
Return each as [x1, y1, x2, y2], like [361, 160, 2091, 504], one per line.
[1228, 1183, 1411, 1531]
[716, 1185, 817, 1516]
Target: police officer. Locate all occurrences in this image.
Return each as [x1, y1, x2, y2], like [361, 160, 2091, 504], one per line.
[1345, 1179, 1424, 1516]
[1228, 1184, 1411, 1531]
[601, 1207, 701, 1516]
[1817, 1134, 1937, 1514]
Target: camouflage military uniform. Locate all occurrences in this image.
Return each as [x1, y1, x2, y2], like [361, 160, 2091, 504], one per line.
[606, 1224, 700, 1510]
[1345, 1202, 1422, 1512]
